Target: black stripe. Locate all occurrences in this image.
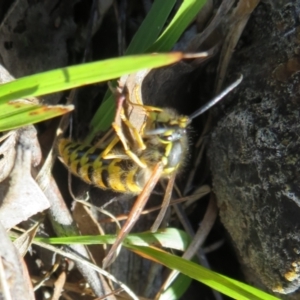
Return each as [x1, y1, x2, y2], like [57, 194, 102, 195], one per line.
[101, 169, 109, 188]
[87, 166, 94, 182]
[75, 161, 80, 175]
[66, 143, 81, 154]
[120, 168, 127, 187]
[86, 148, 103, 164]
[74, 146, 92, 159]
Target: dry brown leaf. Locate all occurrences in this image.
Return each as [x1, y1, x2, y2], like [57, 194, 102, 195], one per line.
[13, 222, 40, 257]
[118, 69, 151, 133]
[52, 271, 67, 300]
[73, 201, 106, 266]
[0, 126, 49, 229]
[0, 221, 35, 300]
[0, 131, 17, 183]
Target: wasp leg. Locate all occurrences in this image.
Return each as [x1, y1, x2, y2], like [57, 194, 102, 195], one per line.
[99, 88, 131, 159]
[102, 153, 130, 160]
[134, 84, 143, 105]
[102, 162, 164, 269]
[127, 97, 163, 113]
[108, 84, 148, 167]
[111, 104, 148, 168]
[100, 136, 121, 158]
[111, 121, 147, 168]
[118, 113, 147, 150]
[130, 84, 163, 113]
[113, 83, 163, 156]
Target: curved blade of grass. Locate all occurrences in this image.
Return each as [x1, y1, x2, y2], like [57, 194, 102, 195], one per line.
[148, 0, 207, 52]
[35, 228, 191, 252]
[127, 245, 280, 300]
[0, 101, 73, 131]
[126, 0, 176, 54]
[0, 53, 185, 103]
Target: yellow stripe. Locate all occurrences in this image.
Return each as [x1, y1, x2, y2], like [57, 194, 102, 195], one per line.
[127, 168, 142, 193]
[92, 167, 107, 189]
[108, 160, 127, 192]
[79, 163, 91, 184]
[58, 139, 70, 154]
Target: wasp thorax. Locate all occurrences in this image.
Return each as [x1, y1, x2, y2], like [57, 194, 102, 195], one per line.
[166, 137, 188, 170]
[143, 108, 189, 176]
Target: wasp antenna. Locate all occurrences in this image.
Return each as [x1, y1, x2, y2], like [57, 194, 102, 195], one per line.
[189, 74, 243, 121]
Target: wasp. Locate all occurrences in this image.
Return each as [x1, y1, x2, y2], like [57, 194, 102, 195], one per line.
[58, 75, 242, 268]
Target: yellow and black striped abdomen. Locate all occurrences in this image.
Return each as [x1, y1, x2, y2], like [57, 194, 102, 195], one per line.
[58, 139, 147, 194]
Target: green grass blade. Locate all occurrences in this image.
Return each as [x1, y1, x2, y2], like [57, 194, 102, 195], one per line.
[148, 0, 207, 52]
[34, 228, 278, 299]
[36, 228, 191, 251]
[0, 53, 184, 103]
[127, 245, 280, 300]
[126, 0, 176, 54]
[0, 101, 73, 131]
